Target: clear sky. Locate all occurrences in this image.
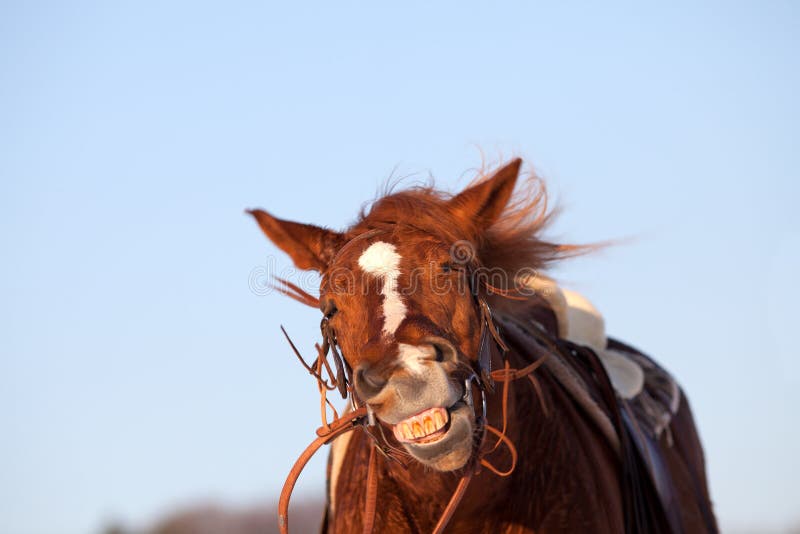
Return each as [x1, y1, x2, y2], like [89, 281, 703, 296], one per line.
[1, 2, 798, 533]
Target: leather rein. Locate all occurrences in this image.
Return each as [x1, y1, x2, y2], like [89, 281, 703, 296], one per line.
[276, 255, 550, 533]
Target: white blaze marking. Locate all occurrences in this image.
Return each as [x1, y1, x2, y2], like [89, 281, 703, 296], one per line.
[358, 241, 407, 336]
[397, 343, 431, 375]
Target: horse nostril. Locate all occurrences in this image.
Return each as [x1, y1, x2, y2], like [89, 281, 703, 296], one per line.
[356, 365, 388, 400]
[427, 338, 457, 364]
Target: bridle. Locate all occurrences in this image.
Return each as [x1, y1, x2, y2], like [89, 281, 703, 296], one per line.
[276, 240, 550, 534]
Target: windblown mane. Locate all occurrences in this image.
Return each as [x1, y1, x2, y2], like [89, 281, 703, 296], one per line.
[273, 163, 595, 306]
[350, 166, 590, 286]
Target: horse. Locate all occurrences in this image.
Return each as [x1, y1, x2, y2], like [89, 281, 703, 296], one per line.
[249, 159, 717, 533]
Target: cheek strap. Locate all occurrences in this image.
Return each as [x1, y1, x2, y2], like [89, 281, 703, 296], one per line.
[475, 295, 510, 393]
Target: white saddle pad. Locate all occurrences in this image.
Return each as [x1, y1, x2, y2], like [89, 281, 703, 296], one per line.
[520, 276, 645, 400]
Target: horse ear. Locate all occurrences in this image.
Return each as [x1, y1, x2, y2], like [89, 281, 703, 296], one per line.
[247, 209, 344, 272]
[449, 158, 522, 228]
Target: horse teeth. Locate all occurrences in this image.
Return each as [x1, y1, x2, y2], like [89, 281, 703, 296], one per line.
[412, 422, 423, 437]
[393, 407, 450, 443]
[424, 417, 434, 434]
[433, 411, 445, 429]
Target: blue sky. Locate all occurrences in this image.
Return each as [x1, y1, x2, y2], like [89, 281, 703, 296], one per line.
[1, 2, 798, 533]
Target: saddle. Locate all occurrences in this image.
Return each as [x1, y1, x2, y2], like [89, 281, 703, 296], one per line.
[502, 277, 714, 534]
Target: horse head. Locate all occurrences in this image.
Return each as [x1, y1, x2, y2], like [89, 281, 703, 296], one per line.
[250, 159, 564, 471]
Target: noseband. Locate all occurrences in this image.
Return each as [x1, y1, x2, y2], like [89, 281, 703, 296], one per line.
[276, 250, 547, 534]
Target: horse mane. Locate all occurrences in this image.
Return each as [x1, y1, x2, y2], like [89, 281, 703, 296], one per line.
[351, 164, 593, 284]
[274, 163, 597, 306]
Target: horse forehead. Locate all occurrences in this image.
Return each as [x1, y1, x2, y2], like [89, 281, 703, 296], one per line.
[357, 241, 403, 274]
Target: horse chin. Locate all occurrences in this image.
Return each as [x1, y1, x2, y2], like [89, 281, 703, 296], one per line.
[400, 402, 475, 472]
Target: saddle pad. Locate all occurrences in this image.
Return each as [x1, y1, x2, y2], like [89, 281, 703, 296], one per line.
[515, 274, 680, 440]
[519, 276, 645, 398]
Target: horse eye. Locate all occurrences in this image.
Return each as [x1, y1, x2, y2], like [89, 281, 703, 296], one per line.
[321, 299, 338, 319]
[441, 263, 453, 273]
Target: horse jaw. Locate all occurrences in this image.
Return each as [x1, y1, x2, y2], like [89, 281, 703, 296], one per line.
[367, 361, 477, 472]
[399, 402, 475, 471]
